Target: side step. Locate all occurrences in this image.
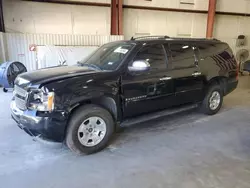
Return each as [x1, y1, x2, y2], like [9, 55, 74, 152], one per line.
[120, 104, 198, 127]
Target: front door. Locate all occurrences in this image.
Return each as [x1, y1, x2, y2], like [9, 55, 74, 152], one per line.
[122, 44, 175, 118]
[165, 43, 205, 104]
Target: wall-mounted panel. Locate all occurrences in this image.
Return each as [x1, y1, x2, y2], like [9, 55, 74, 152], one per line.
[176, 13, 193, 37]
[194, 0, 209, 10]
[179, 0, 195, 9]
[3, 0, 110, 35]
[32, 2, 73, 34]
[191, 13, 207, 37]
[123, 8, 206, 39]
[3, 0, 35, 33]
[124, 0, 208, 10]
[214, 15, 239, 38]
[72, 5, 110, 35]
[66, 0, 110, 3]
[216, 0, 248, 13]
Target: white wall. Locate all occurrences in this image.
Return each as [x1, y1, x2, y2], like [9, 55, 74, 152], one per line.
[67, 0, 110, 3]
[124, 9, 207, 40]
[213, 0, 250, 54]
[216, 0, 250, 13]
[123, 0, 209, 40]
[3, 0, 111, 35]
[124, 0, 209, 10]
[3, 0, 210, 38]
[123, 0, 250, 55]
[3, 0, 250, 55]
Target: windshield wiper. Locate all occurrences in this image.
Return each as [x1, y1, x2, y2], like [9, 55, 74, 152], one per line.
[77, 62, 102, 71]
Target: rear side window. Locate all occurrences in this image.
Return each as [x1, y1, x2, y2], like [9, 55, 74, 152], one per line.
[133, 44, 167, 71]
[197, 43, 224, 57]
[197, 43, 216, 50]
[167, 43, 196, 69]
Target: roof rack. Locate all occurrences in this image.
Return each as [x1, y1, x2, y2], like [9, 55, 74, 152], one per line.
[131, 35, 170, 40]
[130, 36, 220, 42]
[171, 37, 220, 41]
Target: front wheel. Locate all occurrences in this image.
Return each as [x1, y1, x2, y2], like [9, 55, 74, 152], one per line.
[201, 84, 223, 115]
[3, 88, 8, 93]
[66, 104, 115, 155]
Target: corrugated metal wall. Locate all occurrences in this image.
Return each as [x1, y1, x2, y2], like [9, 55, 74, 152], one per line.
[0, 32, 7, 63]
[3, 33, 124, 70]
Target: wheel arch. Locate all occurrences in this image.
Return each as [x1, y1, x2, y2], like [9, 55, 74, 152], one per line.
[68, 96, 119, 122]
[206, 76, 227, 95]
[64, 96, 119, 139]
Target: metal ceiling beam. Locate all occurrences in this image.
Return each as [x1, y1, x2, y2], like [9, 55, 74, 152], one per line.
[21, 1, 250, 17]
[118, 0, 123, 35]
[206, 0, 217, 38]
[0, 0, 5, 32]
[111, 0, 117, 35]
[123, 5, 250, 17]
[123, 5, 208, 14]
[22, 0, 110, 7]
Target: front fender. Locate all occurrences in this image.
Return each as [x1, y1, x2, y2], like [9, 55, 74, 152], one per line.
[43, 73, 122, 120]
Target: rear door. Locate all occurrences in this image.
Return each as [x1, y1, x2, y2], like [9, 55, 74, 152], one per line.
[164, 42, 205, 104]
[122, 44, 175, 118]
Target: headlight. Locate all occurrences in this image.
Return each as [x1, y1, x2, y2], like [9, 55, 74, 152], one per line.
[28, 88, 55, 112]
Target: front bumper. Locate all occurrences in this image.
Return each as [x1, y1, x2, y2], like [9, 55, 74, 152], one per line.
[11, 100, 67, 142]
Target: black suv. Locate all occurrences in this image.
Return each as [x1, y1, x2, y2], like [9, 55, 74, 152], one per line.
[11, 36, 238, 154]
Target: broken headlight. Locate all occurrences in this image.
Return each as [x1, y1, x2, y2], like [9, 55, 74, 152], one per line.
[28, 87, 55, 111]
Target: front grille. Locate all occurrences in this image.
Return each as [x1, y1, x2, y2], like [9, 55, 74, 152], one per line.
[14, 85, 27, 97]
[14, 85, 28, 110]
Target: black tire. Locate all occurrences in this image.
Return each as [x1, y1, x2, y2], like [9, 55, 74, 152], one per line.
[66, 104, 115, 155]
[3, 88, 8, 93]
[201, 84, 223, 115]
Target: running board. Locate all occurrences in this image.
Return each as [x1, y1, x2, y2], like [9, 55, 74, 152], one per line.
[120, 104, 198, 127]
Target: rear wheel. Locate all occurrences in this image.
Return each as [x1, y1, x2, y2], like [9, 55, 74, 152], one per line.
[66, 104, 115, 155]
[201, 84, 223, 115]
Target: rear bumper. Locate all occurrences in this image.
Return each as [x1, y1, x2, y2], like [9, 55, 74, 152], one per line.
[11, 100, 67, 142]
[224, 80, 238, 96]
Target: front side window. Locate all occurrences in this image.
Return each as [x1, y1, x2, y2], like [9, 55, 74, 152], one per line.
[133, 44, 167, 71]
[79, 43, 134, 71]
[169, 43, 196, 69]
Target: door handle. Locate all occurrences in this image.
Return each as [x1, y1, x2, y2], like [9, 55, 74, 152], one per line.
[192, 72, 201, 76]
[160, 76, 172, 81]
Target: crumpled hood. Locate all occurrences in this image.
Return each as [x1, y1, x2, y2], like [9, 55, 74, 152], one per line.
[15, 65, 97, 87]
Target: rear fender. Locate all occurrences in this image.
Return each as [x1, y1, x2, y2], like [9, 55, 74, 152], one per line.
[206, 76, 227, 95]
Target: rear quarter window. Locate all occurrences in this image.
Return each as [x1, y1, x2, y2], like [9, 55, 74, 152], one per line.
[197, 43, 228, 58]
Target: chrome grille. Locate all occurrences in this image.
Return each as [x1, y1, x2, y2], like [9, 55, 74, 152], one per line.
[14, 85, 27, 110]
[14, 85, 27, 97]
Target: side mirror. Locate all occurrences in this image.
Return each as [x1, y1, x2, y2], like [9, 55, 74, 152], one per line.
[128, 60, 150, 72]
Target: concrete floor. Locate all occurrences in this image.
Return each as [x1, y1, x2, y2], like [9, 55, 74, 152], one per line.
[1, 77, 250, 188]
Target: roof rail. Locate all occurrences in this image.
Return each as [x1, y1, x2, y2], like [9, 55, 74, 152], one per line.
[131, 35, 170, 40]
[213, 38, 220, 41]
[171, 37, 220, 41]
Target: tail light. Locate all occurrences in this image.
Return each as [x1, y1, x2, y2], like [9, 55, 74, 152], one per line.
[236, 62, 239, 81]
[231, 54, 239, 81]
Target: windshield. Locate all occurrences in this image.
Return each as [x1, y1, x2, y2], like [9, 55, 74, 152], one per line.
[78, 43, 134, 71]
